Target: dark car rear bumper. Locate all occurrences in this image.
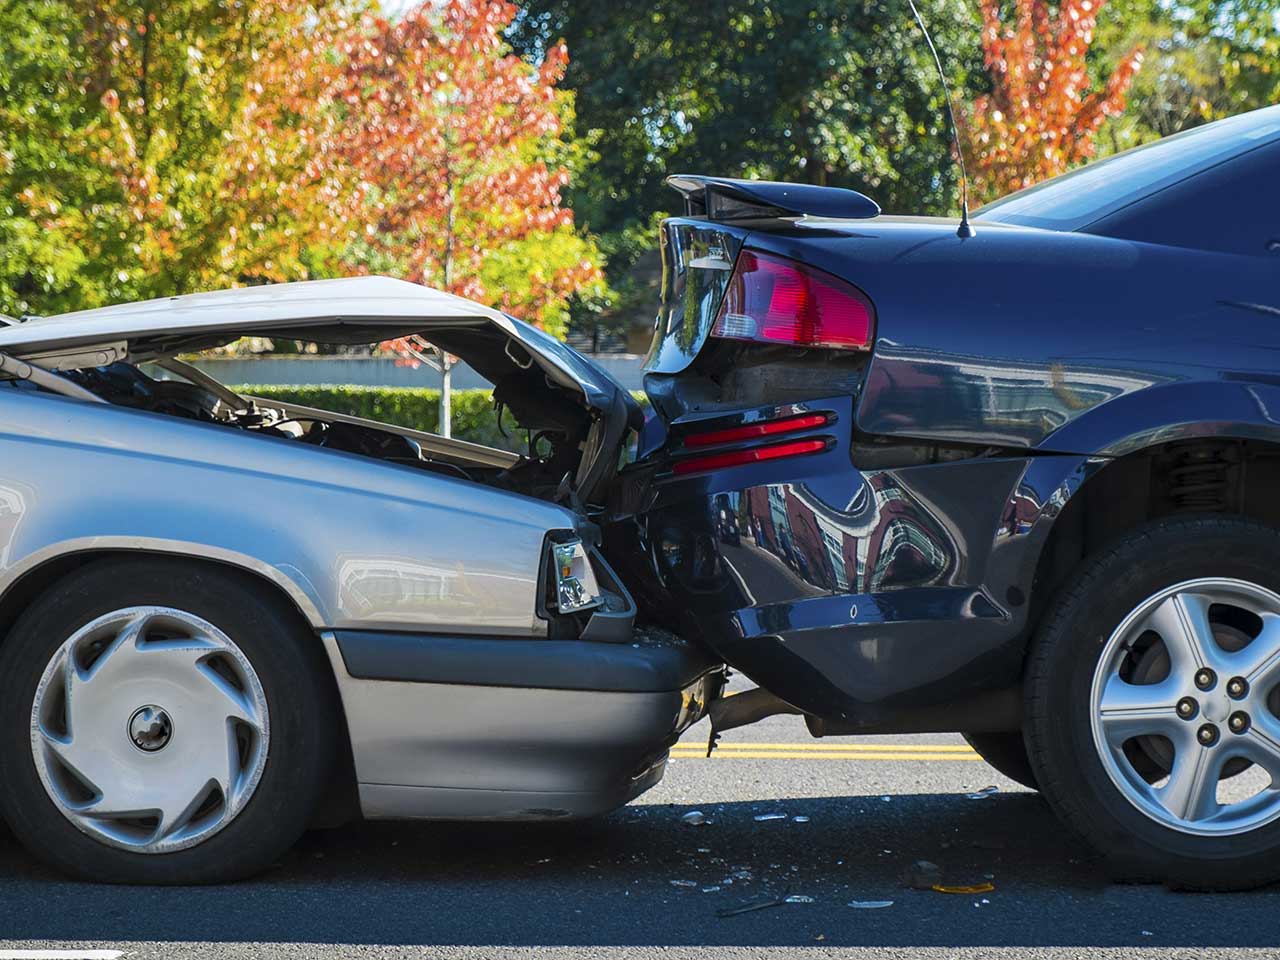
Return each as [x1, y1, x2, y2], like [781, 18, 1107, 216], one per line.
[607, 398, 1096, 726]
[322, 628, 723, 821]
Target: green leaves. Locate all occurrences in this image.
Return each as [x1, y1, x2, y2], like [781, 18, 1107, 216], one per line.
[508, 0, 983, 233]
[237, 384, 647, 452]
[239, 384, 519, 449]
[1, 0, 604, 340]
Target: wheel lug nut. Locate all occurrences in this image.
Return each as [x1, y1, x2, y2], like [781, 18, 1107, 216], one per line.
[1195, 668, 1217, 691]
[1229, 711, 1252, 734]
[1198, 723, 1220, 746]
[1228, 676, 1249, 699]
[1177, 697, 1199, 719]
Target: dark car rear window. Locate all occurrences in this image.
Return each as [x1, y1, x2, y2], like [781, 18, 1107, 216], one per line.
[974, 105, 1280, 231]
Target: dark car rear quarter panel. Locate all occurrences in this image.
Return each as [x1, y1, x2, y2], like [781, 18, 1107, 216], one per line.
[744, 218, 1280, 453]
[607, 392, 1096, 721]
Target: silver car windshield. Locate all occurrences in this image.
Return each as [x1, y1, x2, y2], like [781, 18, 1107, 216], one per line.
[975, 105, 1280, 231]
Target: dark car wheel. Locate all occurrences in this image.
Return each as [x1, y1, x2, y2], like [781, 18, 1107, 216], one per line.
[1026, 517, 1280, 890]
[0, 557, 334, 884]
[962, 732, 1038, 790]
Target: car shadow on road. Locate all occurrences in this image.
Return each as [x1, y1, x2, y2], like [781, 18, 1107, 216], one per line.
[0, 792, 1273, 949]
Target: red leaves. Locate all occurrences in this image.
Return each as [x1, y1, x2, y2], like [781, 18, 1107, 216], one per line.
[962, 0, 1143, 202]
[308, 0, 598, 326]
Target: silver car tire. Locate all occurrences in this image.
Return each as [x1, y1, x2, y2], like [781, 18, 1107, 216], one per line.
[0, 557, 335, 884]
[1025, 516, 1280, 891]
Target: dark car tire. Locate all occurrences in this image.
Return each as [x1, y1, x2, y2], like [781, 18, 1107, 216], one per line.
[0, 557, 335, 884]
[1025, 516, 1280, 891]
[962, 732, 1038, 790]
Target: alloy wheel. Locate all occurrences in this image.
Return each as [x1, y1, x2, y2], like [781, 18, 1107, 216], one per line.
[1090, 578, 1280, 836]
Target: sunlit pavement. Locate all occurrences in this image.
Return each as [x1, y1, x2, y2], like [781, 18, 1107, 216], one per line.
[1, 678, 1279, 959]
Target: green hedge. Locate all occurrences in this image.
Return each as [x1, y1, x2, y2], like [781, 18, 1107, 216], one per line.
[236, 385, 521, 450]
[238, 385, 649, 454]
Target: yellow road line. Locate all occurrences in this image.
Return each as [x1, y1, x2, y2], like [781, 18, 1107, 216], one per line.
[678, 742, 977, 752]
[668, 750, 983, 761]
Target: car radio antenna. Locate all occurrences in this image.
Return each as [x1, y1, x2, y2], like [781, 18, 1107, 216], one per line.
[906, 0, 975, 238]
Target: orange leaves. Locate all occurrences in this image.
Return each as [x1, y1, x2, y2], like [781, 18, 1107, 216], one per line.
[21, 0, 596, 329]
[963, 0, 1143, 201]
[309, 0, 600, 332]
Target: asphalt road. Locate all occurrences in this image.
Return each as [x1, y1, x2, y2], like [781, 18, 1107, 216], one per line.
[1, 678, 1279, 960]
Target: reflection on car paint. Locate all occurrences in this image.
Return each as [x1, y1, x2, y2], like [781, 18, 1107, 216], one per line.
[623, 446, 1083, 718]
[644, 221, 746, 374]
[860, 342, 1168, 448]
[724, 472, 957, 599]
[0, 483, 29, 569]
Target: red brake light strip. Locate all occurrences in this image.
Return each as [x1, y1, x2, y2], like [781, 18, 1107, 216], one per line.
[683, 412, 831, 449]
[671, 438, 828, 476]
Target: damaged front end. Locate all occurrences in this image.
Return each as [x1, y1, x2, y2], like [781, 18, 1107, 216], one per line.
[0, 277, 728, 820]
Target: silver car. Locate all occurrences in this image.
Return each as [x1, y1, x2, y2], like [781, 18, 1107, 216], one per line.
[0, 277, 722, 883]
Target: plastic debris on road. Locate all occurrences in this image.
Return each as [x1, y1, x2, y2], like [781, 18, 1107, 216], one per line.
[965, 785, 1000, 800]
[902, 860, 942, 890]
[670, 879, 699, 888]
[753, 812, 787, 822]
[784, 894, 814, 903]
[717, 892, 790, 918]
[932, 882, 995, 895]
[792, 815, 810, 823]
[680, 810, 707, 825]
[848, 900, 894, 909]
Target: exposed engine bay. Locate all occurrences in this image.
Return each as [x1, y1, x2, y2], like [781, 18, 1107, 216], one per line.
[60, 360, 601, 504]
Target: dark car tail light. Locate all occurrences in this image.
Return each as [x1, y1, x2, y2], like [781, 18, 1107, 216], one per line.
[683, 412, 830, 449]
[710, 250, 874, 351]
[671, 438, 828, 476]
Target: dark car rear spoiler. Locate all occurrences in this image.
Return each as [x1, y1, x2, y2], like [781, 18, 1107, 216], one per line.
[666, 174, 880, 221]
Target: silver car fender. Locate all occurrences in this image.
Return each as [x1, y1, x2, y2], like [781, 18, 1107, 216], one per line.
[0, 389, 578, 636]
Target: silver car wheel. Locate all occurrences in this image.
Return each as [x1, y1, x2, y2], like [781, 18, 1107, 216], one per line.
[1091, 578, 1280, 836]
[29, 606, 270, 854]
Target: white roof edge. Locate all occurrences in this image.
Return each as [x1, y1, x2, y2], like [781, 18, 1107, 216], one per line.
[0, 277, 599, 406]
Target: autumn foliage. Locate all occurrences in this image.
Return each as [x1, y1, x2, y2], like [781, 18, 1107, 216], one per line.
[3, 0, 599, 338]
[326, 1, 600, 330]
[962, 0, 1144, 202]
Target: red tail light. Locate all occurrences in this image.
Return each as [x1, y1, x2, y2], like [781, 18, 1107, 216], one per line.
[683, 412, 830, 449]
[671, 438, 828, 476]
[710, 250, 874, 350]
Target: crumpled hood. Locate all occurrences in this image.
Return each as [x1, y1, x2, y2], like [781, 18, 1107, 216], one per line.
[0, 276, 640, 423]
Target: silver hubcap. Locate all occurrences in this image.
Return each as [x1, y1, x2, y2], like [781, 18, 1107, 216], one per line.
[30, 606, 270, 853]
[1091, 578, 1280, 836]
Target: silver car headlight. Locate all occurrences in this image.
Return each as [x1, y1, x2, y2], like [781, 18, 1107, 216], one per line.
[551, 539, 603, 614]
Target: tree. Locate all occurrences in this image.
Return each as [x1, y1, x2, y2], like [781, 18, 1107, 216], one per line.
[303, 0, 604, 433]
[507, 0, 985, 347]
[3, 0, 604, 373]
[0, 0, 351, 316]
[509, 1, 983, 227]
[960, 0, 1143, 202]
[1, 0, 103, 315]
[327, 0, 603, 338]
[1092, 0, 1278, 154]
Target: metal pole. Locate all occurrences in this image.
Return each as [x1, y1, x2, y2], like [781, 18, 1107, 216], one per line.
[440, 352, 453, 439]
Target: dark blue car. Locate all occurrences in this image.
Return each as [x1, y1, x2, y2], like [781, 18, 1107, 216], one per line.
[609, 104, 1280, 890]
